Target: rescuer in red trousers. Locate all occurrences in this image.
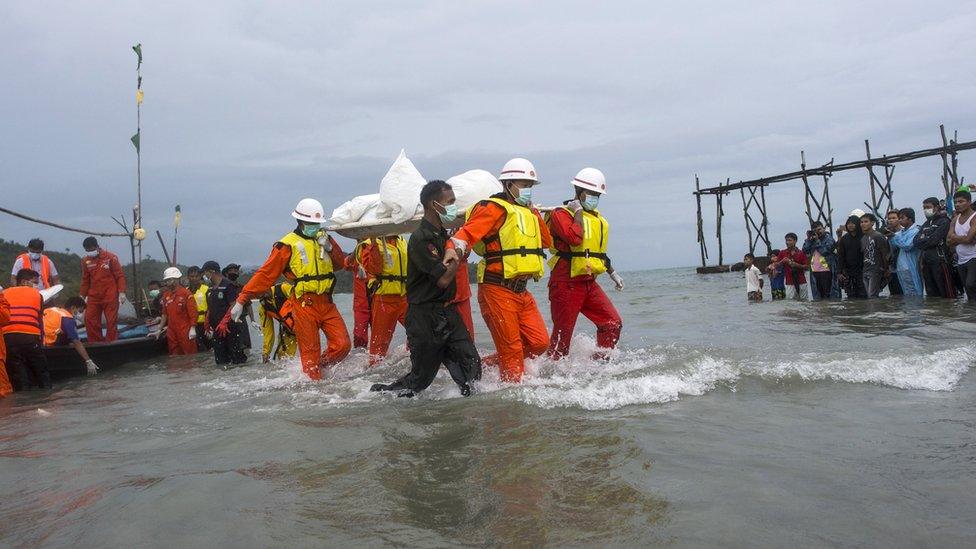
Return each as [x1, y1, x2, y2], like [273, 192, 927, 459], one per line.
[546, 168, 624, 359]
[344, 241, 371, 349]
[451, 247, 475, 340]
[443, 157, 552, 382]
[80, 237, 127, 343]
[229, 198, 351, 380]
[360, 235, 408, 365]
[156, 267, 198, 355]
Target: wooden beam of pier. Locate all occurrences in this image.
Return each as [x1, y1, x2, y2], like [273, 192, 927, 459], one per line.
[694, 138, 976, 195]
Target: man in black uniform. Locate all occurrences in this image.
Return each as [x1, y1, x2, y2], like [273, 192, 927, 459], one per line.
[203, 260, 247, 367]
[371, 180, 481, 397]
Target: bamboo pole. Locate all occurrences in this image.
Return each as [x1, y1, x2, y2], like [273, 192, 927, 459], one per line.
[0, 206, 130, 237]
[695, 175, 707, 266]
[156, 230, 172, 264]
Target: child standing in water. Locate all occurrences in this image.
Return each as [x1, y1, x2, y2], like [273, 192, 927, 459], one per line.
[766, 249, 786, 300]
[744, 253, 763, 301]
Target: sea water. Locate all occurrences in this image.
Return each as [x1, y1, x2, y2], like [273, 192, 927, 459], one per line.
[1, 268, 974, 547]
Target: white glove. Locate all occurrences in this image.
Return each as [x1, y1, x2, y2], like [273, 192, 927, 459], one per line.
[188, 327, 197, 340]
[566, 199, 583, 214]
[317, 231, 332, 253]
[119, 292, 127, 305]
[609, 271, 624, 291]
[230, 302, 244, 322]
[85, 359, 99, 376]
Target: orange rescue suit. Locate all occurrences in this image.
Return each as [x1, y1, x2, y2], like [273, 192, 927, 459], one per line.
[238, 232, 351, 380]
[161, 286, 198, 355]
[360, 236, 408, 365]
[80, 249, 126, 342]
[449, 197, 553, 382]
[0, 293, 13, 397]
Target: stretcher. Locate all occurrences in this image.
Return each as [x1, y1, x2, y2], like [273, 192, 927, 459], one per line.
[327, 207, 555, 240]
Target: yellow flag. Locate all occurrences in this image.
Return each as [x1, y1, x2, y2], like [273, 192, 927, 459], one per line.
[136, 89, 144, 105]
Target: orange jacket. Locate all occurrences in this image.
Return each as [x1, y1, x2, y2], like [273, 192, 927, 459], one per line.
[238, 235, 346, 304]
[449, 198, 552, 277]
[161, 286, 198, 330]
[16, 253, 55, 288]
[359, 236, 402, 277]
[80, 250, 126, 302]
[1, 286, 43, 336]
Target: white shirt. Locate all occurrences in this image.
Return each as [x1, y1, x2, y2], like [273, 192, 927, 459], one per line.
[745, 265, 762, 292]
[11, 254, 59, 286]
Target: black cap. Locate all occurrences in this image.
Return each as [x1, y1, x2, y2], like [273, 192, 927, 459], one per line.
[201, 260, 220, 273]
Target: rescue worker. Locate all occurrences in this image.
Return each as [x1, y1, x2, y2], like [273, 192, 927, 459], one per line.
[0, 290, 13, 397]
[2, 269, 51, 390]
[204, 261, 248, 367]
[145, 280, 163, 317]
[360, 234, 408, 364]
[186, 266, 210, 351]
[43, 296, 99, 376]
[371, 180, 481, 397]
[344, 240, 371, 349]
[229, 199, 351, 380]
[443, 158, 552, 382]
[222, 263, 253, 349]
[451, 244, 475, 340]
[155, 267, 198, 355]
[258, 282, 298, 362]
[80, 236, 127, 343]
[10, 238, 60, 289]
[546, 168, 624, 359]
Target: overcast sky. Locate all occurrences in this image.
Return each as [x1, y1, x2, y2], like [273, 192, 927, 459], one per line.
[2, 1, 975, 274]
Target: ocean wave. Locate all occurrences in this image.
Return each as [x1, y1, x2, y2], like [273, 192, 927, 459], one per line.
[197, 336, 974, 412]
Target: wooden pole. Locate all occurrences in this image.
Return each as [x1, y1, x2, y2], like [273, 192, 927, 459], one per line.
[716, 187, 725, 266]
[0, 206, 130, 237]
[156, 230, 172, 265]
[801, 150, 815, 228]
[130, 208, 140, 303]
[695, 175, 707, 267]
[760, 184, 771, 256]
[740, 187, 754, 254]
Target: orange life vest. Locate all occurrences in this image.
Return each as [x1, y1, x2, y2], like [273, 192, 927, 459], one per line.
[1, 287, 43, 336]
[16, 253, 53, 289]
[43, 307, 73, 345]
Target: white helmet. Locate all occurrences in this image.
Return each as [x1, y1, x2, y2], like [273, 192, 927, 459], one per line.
[572, 167, 607, 195]
[292, 198, 325, 223]
[850, 208, 866, 218]
[498, 158, 539, 183]
[163, 267, 182, 280]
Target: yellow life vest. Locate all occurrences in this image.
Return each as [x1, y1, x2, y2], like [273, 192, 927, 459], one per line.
[279, 231, 335, 298]
[469, 197, 545, 281]
[193, 284, 209, 323]
[547, 207, 610, 277]
[371, 237, 408, 296]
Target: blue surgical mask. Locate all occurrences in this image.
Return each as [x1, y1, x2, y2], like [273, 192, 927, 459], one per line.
[583, 195, 600, 211]
[513, 187, 532, 206]
[301, 223, 321, 237]
[149, 289, 160, 298]
[435, 201, 458, 223]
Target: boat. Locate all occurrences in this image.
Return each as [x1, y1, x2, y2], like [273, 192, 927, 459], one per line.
[44, 335, 168, 381]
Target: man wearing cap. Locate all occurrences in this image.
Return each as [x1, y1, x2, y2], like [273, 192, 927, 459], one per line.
[228, 199, 350, 379]
[156, 267, 198, 355]
[545, 168, 624, 360]
[10, 239, 60, 289]
[203, 261, 247, 366]
[442, 158, 552, 383]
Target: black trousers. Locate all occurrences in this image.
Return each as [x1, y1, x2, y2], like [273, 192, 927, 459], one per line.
[3, 333, 51, 390]
[957, 258, 976, 302]
[841, 270, 867, 299]
[886, 273, 903, 296]
[921, 261, 954, 298]
[811, 271, 832, 299]
[212, 321, 247, 365]
[397, 303, 481, 393]
[195, 322, 212, 352]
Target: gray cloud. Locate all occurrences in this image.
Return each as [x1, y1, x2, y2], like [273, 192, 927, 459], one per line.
[1, 0, 975, 275]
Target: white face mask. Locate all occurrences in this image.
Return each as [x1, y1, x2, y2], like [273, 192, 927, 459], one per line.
[28, 252, 41, 261]
[85, 250, 99, 257]
[923, 208, 936, 219]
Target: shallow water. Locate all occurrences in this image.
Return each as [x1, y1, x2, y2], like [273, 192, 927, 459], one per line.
[1, 268, 974, 547]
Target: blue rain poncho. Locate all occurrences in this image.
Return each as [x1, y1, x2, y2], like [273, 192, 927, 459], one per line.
[890, 225, 923, 296]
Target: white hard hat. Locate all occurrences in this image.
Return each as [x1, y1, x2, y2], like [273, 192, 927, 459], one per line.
[850, 208, 866, 218]
[572, 167, 607, 195]
[499, 158, 539, 183]
[292, 198, 326, 222]
[163, 267, 182, 280]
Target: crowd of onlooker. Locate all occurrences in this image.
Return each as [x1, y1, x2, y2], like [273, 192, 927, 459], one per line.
[742, 189, 976, 302]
